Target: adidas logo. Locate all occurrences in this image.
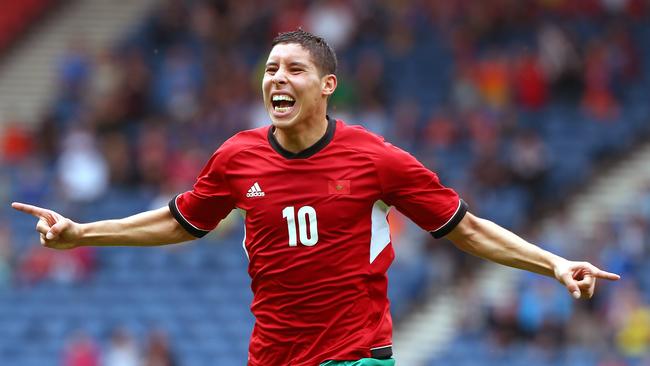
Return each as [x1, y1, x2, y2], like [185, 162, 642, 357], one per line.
[246, 182, 266, 198]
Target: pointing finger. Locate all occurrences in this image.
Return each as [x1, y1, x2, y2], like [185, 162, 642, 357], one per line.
[592, 269, 621, 281]
[11, 202, 49, 218]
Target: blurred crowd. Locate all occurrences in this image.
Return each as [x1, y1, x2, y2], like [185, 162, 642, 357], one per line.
[0, 0, 649, 364]
[63, 328, 176, 366]
[437, 185, 650, 365]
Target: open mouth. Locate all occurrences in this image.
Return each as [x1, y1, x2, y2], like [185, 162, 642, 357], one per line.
[271, 94, 296, 114]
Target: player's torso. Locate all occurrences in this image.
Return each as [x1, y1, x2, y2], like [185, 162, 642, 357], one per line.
[224, 121, 396, 364]
[229, 144, 386, 286]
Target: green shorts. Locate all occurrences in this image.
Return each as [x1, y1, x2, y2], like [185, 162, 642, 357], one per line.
[320, 358, 395, 366]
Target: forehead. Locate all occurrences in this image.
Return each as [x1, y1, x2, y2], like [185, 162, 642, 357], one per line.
[267, 43, 316, 67]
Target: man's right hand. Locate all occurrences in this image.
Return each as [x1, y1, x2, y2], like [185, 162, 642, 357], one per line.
[11, 202, 81, 250]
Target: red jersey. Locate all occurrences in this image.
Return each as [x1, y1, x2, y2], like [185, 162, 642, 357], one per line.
[169, 117, 467, 365]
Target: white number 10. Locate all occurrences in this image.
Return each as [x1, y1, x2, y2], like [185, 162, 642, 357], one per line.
[282, 206, 318, 247]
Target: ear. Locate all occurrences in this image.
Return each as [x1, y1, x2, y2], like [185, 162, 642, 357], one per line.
[321, 74, 337, 97]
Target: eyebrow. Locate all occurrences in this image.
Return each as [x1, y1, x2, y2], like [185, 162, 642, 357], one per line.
[265, 61, 310, 68]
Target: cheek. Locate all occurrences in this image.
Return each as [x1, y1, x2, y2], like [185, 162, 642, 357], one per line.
[300, 80, 324, 100]
[261, 77, 272, 92]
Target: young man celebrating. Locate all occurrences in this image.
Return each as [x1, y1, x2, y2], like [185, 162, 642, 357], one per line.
[12, 30, 619, 366]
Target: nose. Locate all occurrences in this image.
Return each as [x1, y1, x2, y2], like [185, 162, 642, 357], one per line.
[272, 67, 288, 85]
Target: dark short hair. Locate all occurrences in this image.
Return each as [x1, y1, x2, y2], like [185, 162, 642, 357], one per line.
[271, 29, 337, 76]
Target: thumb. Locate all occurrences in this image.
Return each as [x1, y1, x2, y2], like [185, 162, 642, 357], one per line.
[560, 273, 581, 299]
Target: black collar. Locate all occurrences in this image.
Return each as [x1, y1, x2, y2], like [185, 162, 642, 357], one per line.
[268, 116, 336, 159]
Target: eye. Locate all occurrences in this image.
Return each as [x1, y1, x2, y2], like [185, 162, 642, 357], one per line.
[290, 68, 304, 74]
[265, 66, 277, 74]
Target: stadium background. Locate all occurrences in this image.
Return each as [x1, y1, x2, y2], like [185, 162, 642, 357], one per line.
[0, 0, 649, 365]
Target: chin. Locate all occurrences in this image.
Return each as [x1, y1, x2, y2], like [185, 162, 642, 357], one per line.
[270, 117, 290, 128]
[270, 111, 300, 129]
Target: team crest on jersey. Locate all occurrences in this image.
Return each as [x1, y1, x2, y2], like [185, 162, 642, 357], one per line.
[246, 182, 266, 197]
[328, 180, 350, 195]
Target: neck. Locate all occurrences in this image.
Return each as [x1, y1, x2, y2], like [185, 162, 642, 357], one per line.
[273, 115, 329, 153]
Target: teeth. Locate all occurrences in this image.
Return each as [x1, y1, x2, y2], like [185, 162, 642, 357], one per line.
[274, 106, 292, 113]
[272, 94, 295, 102]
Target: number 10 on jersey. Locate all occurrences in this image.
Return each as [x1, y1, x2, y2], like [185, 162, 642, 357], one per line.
[282, 206, 319, 246]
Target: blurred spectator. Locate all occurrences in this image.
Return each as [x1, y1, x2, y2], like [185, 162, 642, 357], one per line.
[0, 224, 13, 287]
[188, 1, 217, 46]
[136, 124, 169, 188]
[12, 157, 51, 204]
[354, 49, 388, 110]
[305, 0, 356, 49]
[63, 331, 101, 366]
[34, 113, 60, 164]
[450, 64, 482, 113]
[270, 0, 306, 35]
[100, 132, 136, 187]
[156, 45, 203, 122]
[18, 245, 95, 285]
[143, 330, 177, 366]
[104, 328, 141, 366]
[513, 51, 548, 110]
[147, 0, 189, 51]
[391, 99, 420, 149]
[355, 99, 390, 137]
[617, 214, 648, 263]
[466, 109, 502, 156]
[19, 246, 52, 285]
[88, 49, 123, 109]
[516, 277, 572, 339]
[475, 52, 512, 110]
[581, 39, 620, 121]
[0, 122, 35, 164]
[616, 304, 650, 360]
[57, 39, 92, 98]
[119, 48, 151, 121]
[57, 129, 109, 202]
[604, 22, 641, 84]
[49, 246, 96, 284]
[508, 129, 549, 199]
[641, 183, 650, 219]
[567, 307, 610, 350]
[537, 23, 583, 102]
[425, 109, 459, 149]
[165, 146, 205, 190]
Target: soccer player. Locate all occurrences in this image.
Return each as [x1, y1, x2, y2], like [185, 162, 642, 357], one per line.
[12, 29, 619, 366]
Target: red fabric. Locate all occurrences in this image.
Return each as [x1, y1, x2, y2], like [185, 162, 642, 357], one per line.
[174, 119, 462, 365]
[328, 179, 350, 195]
[0, 0, 55, 52]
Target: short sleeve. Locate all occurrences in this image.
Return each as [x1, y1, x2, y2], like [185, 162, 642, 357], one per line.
[168, 150, 236, 238]
[376, 143, 467, 238]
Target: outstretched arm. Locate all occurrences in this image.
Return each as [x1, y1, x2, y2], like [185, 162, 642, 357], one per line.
[11, 202, 196, 249]
[445, 212, 620, 299]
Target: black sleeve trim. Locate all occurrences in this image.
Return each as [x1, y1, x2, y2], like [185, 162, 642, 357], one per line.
[430, 199, 468, 239]
[168, 194, 210, 238]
